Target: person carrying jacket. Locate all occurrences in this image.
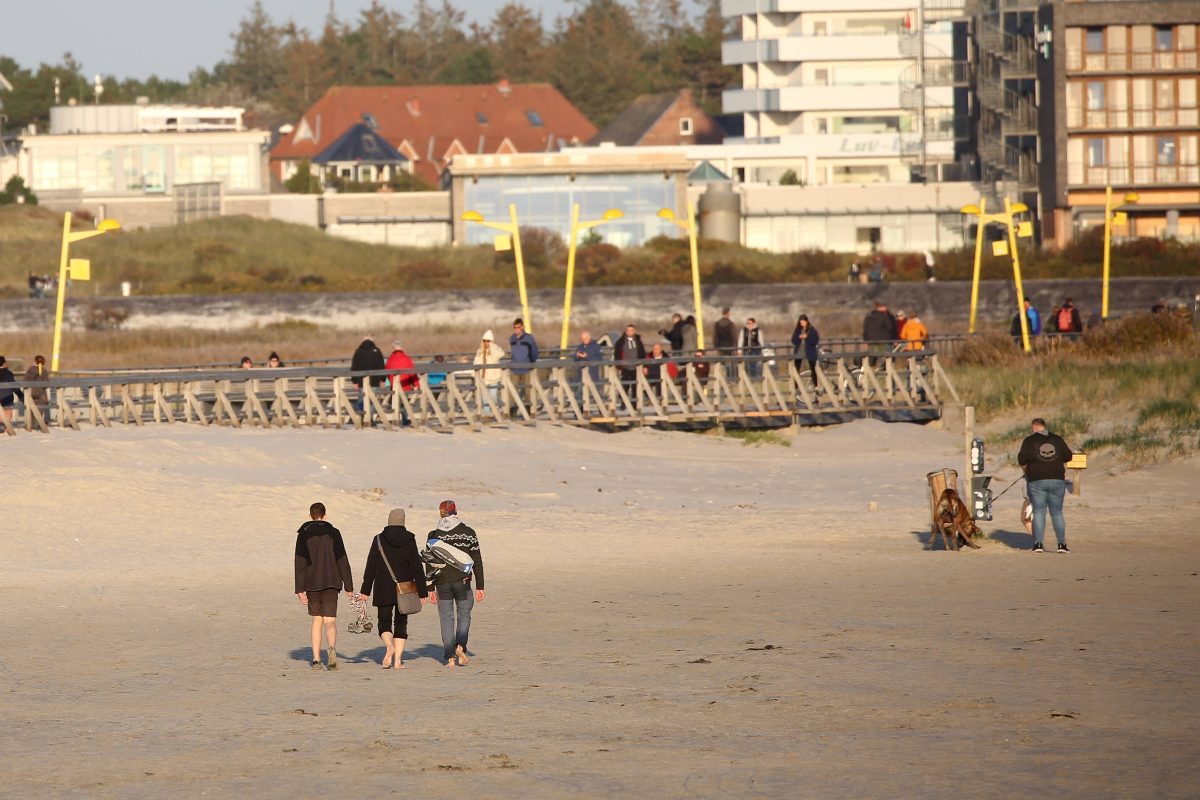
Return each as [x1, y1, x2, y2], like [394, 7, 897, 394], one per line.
[294, 502, 355, 670]
[359, 508, 429, 669]
[1017, 417, 1074, 553]
[427, 500, 485, 668]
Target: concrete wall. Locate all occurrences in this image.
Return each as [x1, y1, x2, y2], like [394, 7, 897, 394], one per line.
[4, 277, 1195, 336]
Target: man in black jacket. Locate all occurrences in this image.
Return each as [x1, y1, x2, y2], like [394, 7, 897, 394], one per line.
[350, 337, 386, 416]
[614, 324, 646, 400]
[1017, 418, 1074, 553]
[294, 502, 355, 669]
[427, 500, 485, 668]
[714, 307, 738, 377]
[862, 302, 898, 366]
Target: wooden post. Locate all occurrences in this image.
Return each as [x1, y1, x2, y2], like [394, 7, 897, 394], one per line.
[963, 405, 975, 499]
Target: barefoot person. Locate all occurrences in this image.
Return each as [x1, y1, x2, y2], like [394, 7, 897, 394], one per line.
[358, 509, 429, 669]
[294, 502, 354, 670]
[427, 500, 485, 668]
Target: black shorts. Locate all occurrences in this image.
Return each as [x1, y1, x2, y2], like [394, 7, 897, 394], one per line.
[307, 588, 339, 617]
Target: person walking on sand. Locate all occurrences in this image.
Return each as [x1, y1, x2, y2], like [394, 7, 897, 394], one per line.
[427, 500, 485, 669]
[1018, 418, 1074, 553]
[359, 509, 429, 669]
[294, 502, 355, 670]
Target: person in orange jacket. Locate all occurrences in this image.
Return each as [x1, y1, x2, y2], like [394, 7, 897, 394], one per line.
[900, 314, 928, 351]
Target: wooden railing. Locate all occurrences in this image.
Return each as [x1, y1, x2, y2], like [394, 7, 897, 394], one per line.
[0, 353, 959, 436]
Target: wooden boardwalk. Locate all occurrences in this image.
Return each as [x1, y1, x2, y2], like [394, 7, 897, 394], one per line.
[1, 353, 958, 436]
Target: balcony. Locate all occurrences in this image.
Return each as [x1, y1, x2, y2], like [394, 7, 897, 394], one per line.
[722, 0, 937, 16]
[724, 31, 954, 65]
[1066, 48, 1199, 74]
[1071, 163, 1200, 188]
[1067, 107, 1200, 131]
[724, 83, 902, 114]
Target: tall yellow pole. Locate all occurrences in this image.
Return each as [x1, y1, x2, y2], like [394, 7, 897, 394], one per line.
[1101, 185, 1113, 319]
[1006, 198, 1031, 353]
[561, 203, 581, 349]
[968, 197, 987, 335]
[508, 203, 531, 333]
[50, 212, 74, 373]
[687, 202, 705, 350]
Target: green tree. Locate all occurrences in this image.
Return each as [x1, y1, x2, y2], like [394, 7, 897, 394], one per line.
[0, 175, 38, 205]
[227, 0, 284, 97]
[552, 0, 647, 126]
[488, 3, 551, 83]
[283, 160, 320, 194]
[274, 26, 334, 116]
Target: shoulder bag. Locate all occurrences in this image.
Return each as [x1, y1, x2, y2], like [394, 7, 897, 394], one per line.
[376, 536, 422, 615]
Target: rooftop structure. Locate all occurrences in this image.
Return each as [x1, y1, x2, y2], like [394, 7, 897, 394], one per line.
[49, 104, 245, 134]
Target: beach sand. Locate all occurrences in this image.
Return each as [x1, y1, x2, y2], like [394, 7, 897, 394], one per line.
[2, 420, 1197, 798]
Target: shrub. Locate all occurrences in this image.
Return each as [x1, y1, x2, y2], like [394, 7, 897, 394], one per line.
[1079, 312, 1193, 357]
[264, 317, 319, 333]
[81, 302, 130, 331]
[194, 241, 235, 265]
[180, 270, 216, 289]
[298, 274, 326, 288]
[260, 266, 291, 284]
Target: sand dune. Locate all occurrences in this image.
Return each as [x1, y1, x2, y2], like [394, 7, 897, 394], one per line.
[2, 420, 1197, 797]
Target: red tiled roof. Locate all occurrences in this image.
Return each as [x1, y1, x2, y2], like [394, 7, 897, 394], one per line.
[271, 83, 597, 184]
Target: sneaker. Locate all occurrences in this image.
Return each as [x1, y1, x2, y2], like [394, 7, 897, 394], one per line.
[327, 646, 338, 670]
[310, 660, 324, 670]
[1032, 541, 1044, 553]
[1058, 543, 1070, 553]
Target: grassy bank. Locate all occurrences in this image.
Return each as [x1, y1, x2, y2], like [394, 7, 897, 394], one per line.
[3, 205, 1197, 298]
[953, 314, 1200, 470]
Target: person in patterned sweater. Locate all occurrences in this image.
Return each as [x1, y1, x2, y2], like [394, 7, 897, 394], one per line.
[427, 500, 485, 668]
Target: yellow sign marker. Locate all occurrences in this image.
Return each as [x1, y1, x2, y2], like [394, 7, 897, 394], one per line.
[493, 234, 512, 252]
[1066, 453, 1088, 470]
[1113, 212, 1127, 226]
[992, 240, 1009, 257]
[1017, 221, 1033, 238]
[69, 258, 91, 281]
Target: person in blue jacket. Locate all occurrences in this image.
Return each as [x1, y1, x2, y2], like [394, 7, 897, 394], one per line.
[508, 317, 539, 410]
[790, 315, 821, 389]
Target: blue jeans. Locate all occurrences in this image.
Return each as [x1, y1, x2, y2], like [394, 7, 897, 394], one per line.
[1028, 479, 1067, 546]
[436, 580, 474, 661]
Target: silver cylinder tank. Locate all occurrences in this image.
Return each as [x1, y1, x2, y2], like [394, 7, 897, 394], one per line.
[698, 183, 740, 243]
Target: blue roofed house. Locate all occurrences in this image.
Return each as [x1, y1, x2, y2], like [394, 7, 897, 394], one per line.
[313, 117, 410, 188]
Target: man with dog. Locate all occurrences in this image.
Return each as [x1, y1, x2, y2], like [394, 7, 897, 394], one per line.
[1018, 417, 1074, 553]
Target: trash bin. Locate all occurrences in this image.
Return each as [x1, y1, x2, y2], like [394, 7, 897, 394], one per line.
[926, 468, 958, 527]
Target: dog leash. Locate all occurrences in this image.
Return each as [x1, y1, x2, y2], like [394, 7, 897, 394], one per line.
[990, 474, 1027, 503]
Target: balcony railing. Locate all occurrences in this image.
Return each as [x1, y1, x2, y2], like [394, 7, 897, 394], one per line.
[1067, 49, 1199, 73]
[1073, 163, 1200, 187]
[1068, 107, 1199, 130]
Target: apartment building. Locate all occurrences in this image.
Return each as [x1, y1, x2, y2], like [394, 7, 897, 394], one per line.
[721, 0, 969, 185]
[1041, 0, 1200, 244]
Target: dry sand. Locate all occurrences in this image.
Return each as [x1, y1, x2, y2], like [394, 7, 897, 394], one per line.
[2, 419, 1197, 798]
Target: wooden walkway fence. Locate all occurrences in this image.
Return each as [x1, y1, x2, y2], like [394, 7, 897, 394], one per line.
[1, 352, 959, 436]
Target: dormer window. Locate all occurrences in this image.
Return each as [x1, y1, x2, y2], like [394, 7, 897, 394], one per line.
[476, 112, 489, 125]
[679, 117, 694, 136]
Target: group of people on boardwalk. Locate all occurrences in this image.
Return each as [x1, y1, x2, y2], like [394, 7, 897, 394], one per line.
[294, 499, 484, 671]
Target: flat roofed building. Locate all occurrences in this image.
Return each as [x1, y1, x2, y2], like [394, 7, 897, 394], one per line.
[1043, 0, 1200, 245]
[447, 151, 691, 247]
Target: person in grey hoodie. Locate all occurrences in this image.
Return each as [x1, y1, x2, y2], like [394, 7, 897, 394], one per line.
[294, 502, 355, 670]
[427, 500, 485, 668]
[359, 509, 429, 669]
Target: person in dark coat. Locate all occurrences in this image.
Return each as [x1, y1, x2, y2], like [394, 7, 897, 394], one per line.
[714, 307, 738, 377]
[359, 508, 429, 669]
[1017, 417, 1074, 553]
[790, 315, 821, 388]
[0, 355, 24, 425]
[658, 313, 685, 353]
[573, 330, 604, 403]
[1056, 298, 1084, 336]
[350, 336, 386, 414]
[294, 502, 355, 670]
[862, 302, 897, 365]
[614, 324, 646, 398]
[427, 500, 485, 668]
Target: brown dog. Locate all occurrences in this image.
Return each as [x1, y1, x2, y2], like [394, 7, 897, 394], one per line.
[929, 487, 982, 550]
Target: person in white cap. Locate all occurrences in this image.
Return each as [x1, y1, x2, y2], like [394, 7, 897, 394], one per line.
[472, 329, 506, 416]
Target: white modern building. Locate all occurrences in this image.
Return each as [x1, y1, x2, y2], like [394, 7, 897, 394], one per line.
[721, 0, 965, 183]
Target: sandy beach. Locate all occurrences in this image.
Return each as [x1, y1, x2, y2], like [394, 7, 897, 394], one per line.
[2, 419, 1197, 798]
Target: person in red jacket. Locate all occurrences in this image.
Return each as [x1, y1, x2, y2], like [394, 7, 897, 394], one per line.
[385, 339, 416, 427]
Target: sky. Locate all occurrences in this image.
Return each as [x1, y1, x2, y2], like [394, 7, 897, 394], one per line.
[2, 0, 563, 81]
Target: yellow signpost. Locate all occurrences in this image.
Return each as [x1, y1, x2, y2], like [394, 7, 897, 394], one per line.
[1101, 185, 1139, 319]
[462, 205, 532, 332]
[51, 212, 121, 373]
[960, 198, 1034, 351]
[561, 204, 623, 349]
[657, 204, 706, 350]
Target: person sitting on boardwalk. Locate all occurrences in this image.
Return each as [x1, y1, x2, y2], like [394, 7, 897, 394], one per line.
[294, 502, 354, 671]
[427, 500, 485, 669]
[359, 508, 429, 669]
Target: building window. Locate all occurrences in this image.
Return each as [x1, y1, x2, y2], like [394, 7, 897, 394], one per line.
[476, 112, 488, 125]
[1157, 137, 1177, 165]
[1086, 29, 1104, 53]
[525, 110, 544, 127]
[1087, 81, 1106, 110]
[1088, 138, 1106, 167]
[679, 117, 693, 136]
[813, 22, 827, 36]
[1155, 26, 1173, 51]
[856, 227, 882, 252]
[815, 118, 828, 134]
